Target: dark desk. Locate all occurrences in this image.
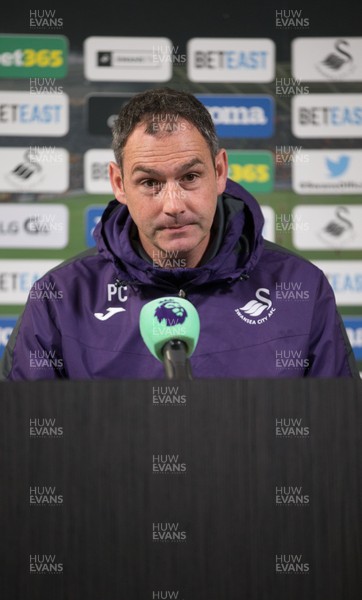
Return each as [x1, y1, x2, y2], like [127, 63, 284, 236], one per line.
[0, 378, 361, 600]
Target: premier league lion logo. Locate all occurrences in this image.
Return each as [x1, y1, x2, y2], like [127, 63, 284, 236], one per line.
[154, 299, 188, 326]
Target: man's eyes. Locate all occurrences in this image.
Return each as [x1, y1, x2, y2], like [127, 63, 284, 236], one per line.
[139, 173, 200, 191]
[181, 173, 199, 182]
[141, 179, 163, 191]
[141, 173, 200, 188]
[140, 179, 163, 194]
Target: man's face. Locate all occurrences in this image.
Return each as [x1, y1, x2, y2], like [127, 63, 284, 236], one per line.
[109, 119, 228, 268]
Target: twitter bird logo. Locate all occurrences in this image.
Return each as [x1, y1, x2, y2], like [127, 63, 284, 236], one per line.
[326, 155, 350, 177]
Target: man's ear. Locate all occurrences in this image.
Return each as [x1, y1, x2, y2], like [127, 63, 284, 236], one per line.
[109, 161, 127, 205]
[215, 148, 228, 195]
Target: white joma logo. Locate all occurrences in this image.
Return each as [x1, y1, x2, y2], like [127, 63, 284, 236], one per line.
[94, 307, 126, 321]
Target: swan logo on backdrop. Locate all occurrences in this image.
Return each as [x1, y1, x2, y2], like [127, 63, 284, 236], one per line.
[318, 206, 354, 247]
[196, 95, 274, 138]
[292, 37, 362, 82]
[317, 39, 354, 78]
[0, 147, 69, 193]
[84, 37, 172, 81]
[187, 38, 275, 82]
[292, 205, 362, 251]
[0, 91, 68, 136]
[292, 150, 362, 194]
[292, 94, 362, 138]
[235, 288, 276, 325]
[0, 35, 68, 78]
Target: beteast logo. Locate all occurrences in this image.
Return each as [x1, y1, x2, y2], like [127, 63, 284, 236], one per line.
[235, 287, 276, 325]
[292, 94, 362, 139]
[187, 38, 275, 83]
[0, 91, 69, 137]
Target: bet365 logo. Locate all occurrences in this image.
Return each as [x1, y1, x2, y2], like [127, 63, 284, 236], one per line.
[0, 35, 68, 78]
[227, 150, 274, 192]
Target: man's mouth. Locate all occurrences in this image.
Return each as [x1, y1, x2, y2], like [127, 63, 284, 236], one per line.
[162, 223, 194, 230]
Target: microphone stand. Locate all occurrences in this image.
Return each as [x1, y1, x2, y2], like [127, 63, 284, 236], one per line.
[162, 340, 193, 380]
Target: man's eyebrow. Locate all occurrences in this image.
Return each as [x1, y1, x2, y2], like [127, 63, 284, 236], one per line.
[131, 158, 204, 177]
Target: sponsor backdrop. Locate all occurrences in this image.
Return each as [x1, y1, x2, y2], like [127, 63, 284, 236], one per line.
[0, 6, 361, 371]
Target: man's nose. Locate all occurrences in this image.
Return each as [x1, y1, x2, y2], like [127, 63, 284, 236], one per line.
[161, 182, 186, 215]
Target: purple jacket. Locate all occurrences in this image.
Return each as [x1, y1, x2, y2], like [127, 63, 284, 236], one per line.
[0, 179, 358, 380]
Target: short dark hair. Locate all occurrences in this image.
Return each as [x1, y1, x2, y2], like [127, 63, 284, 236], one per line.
[111, 87, 219, 169]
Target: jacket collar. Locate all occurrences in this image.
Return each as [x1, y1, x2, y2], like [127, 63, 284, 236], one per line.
[93, 178, 265, 289]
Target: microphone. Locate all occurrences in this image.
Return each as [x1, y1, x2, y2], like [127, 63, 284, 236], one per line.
[139, 297, 200, 380]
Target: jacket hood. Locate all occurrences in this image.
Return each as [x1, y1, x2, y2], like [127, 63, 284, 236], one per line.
[93, 178, 265, 292]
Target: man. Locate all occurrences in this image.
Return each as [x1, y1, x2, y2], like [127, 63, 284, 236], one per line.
[0, 88, 358, 379]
